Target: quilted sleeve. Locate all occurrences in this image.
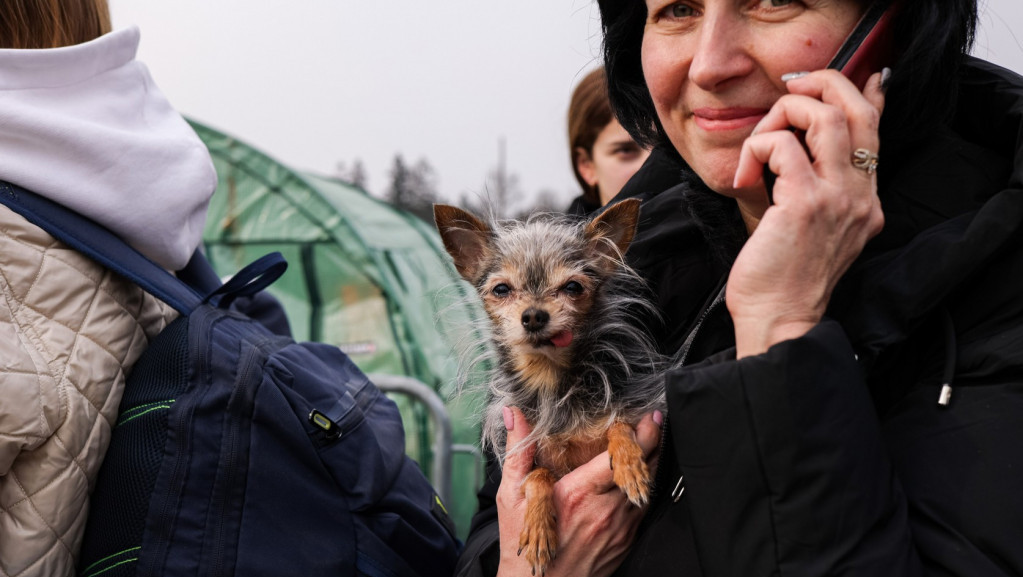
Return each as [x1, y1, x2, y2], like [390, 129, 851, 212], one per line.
[0, 317, 63, 476]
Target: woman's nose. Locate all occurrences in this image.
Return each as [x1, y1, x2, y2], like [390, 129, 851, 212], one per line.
[688, 12, 754, 91]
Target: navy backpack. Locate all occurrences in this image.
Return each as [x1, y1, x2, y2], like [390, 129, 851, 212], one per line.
[0, 183, 460, 577]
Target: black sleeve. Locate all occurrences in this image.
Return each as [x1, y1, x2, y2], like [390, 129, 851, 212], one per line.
[453, 455, 502, 577]
[667, 320, 921, 577]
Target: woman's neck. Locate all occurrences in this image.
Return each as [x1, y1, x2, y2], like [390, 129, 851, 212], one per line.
[737, 198, 767, 234]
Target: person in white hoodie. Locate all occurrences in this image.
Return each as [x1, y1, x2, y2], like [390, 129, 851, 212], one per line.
[0, 1, 217, 575]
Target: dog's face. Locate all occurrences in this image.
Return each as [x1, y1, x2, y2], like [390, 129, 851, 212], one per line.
[434, 200, 641, 391]
[477, 232, 598, 370]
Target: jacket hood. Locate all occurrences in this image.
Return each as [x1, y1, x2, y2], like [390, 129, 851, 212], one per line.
[0, 27, 216, 270]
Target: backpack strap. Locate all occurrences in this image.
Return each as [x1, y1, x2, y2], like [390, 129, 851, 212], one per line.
[0, 181, 285, 315]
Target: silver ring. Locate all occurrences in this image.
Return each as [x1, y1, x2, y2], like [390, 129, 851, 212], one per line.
[852, 148, 879, 175]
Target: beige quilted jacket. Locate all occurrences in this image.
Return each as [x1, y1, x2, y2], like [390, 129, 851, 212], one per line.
[0, 206, 177, 577]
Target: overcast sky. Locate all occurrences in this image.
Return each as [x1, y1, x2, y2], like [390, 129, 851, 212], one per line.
[109, 1, 1023, 212]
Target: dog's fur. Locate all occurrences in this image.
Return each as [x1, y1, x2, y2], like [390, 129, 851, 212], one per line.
[434, 199, 666, 575]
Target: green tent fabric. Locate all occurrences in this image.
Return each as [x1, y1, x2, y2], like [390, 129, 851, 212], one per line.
[191, 119, 489, 538]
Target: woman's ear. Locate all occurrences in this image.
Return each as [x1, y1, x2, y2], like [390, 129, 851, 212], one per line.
[575, 147, 598, 188]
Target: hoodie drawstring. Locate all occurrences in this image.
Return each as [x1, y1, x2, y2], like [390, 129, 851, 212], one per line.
[938, 309, 957, 407]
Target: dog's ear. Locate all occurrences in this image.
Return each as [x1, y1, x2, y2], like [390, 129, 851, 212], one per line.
[434, 204, 493, 282]
[583, 198, 641, 271]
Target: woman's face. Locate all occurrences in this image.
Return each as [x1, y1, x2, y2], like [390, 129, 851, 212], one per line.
[641, 0, 865, 195]
[576, 118, 651, 205]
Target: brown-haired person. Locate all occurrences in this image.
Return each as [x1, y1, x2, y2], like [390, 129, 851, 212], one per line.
[0, 2, 216, 575]
[565, 67, 651, 215]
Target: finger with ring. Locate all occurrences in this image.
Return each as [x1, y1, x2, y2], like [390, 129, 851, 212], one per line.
[852, 148, 879, 175]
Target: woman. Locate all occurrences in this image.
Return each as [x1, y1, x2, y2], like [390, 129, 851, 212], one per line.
[456, 0, 1023, 575]
[565, 66, 652, 215]
[0, 2, 216, 575]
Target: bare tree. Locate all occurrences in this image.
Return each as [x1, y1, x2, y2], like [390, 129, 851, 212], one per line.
[386, 154, 439, 222]
[335, 158, 369, 192]
[487, 137, 524, 219]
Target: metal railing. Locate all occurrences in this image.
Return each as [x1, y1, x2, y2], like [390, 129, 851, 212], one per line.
[369, 374, 482, 505]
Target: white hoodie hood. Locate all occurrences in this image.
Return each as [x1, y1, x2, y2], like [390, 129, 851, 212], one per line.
[0, 27, 216, 270]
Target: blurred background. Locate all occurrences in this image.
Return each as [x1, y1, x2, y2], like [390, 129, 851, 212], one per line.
[110, 0, 1023, 217]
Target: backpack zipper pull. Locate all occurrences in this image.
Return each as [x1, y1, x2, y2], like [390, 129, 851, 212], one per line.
[309, 409, 342, 440]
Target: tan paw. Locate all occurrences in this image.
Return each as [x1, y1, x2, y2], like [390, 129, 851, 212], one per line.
[520, 468, 559, 575]
[519, 512, 558, 576]
[612, 455, 650, 507]
[607, 421, 651, 507]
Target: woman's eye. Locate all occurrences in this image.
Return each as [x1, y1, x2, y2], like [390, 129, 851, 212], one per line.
[762, 0, 795, 7]
[668, 4, 696, 18]
[563, 281, 584, 295]
[492, 283, 511, 297]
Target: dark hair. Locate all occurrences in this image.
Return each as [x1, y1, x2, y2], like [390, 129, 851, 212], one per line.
[598, 0, 663, 150]
[882, 0, 978, 153]
[0, 0, 110, 49]
[597, 0, 979, 154]
[567, 67, 614, 204]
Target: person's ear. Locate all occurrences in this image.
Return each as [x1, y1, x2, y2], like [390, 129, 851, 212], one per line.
[575, 147, 598, 188]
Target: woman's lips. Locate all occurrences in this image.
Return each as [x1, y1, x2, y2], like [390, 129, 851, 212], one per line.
[692, 107, 768, 132]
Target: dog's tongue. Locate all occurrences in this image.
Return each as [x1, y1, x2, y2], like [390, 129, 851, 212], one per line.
[551, 330, 573, 348]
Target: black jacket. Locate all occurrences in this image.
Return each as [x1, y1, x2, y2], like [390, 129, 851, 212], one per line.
[455, 57, 1023, 577]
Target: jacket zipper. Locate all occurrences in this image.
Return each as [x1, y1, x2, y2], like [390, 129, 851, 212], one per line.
[675, 284, 727, 369]
[666, 284, 727, 502]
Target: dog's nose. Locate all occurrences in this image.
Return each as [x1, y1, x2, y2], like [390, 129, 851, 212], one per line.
[521, 308, 549, 332]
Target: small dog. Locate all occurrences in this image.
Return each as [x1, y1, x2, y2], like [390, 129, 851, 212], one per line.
[434, 199, 666, 575]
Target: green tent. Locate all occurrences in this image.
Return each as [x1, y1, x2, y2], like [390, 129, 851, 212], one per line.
[191, 120, 489, 538]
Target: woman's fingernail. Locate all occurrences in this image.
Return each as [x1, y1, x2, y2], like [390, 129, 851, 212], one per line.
[653, 410, 664, 426]
[781, 71, 810, 82]
[880, 67, 893, 92]
[503, 406, 514, 431]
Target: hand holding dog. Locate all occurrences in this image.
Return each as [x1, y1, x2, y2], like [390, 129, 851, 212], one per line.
[495, 407, 662, 577]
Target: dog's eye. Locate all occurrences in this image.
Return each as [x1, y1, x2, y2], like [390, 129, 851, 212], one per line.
[563, 281, 584, 295]
[492, 283, 511, 297]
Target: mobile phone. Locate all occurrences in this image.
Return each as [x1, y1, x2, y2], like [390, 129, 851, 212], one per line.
[827, 0, 896, 89]
[763, 0, 896, 203]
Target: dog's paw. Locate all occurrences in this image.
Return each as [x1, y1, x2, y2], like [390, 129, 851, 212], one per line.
[607, 420, 651, 507]
[520, 468, 559, 576]
[519, 514, 558, 576]
[612, 456, 650, 507]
